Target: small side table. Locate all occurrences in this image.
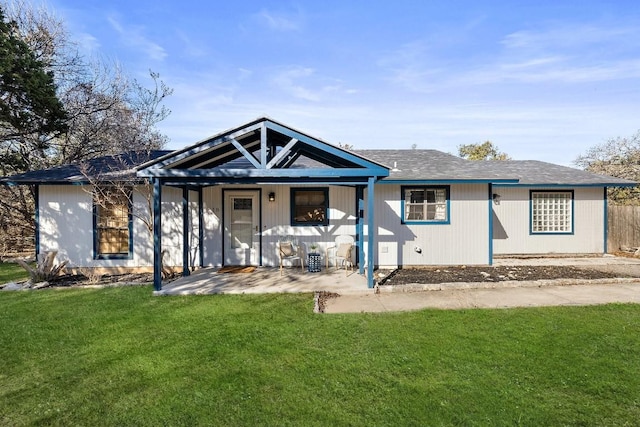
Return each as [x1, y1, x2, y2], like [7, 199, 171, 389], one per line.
[307, 253, 322, 273]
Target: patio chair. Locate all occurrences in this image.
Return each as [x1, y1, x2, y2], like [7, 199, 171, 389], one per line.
[277, 239, 304, 276]
[326, 235, 354, 275]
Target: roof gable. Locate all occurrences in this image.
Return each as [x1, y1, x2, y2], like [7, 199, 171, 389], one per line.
[137, 117, 389, 183]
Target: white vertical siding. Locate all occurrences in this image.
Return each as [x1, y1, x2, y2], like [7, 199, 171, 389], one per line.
[188, 190, 201, 268]
[261, 185, 356, 267]
[371, 183, 490, 267]
[39, 185, 157, 268]
[160, 187, 184, 267]
[45, 182, 604, 270]
[202, 186, 222, 267]
[493, 187, 605, 254]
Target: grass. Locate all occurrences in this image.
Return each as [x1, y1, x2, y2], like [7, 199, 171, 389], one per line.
[1, 286, 639, 426]
[0, 261, 29, 283]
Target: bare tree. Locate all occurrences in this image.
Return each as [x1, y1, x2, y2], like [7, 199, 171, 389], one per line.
[575, 130, 640, 204]
[0, 0, 172, 255]
[79, 152, 173, 278]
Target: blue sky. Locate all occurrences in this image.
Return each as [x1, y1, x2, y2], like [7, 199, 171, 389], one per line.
[48, 0, 640, 165]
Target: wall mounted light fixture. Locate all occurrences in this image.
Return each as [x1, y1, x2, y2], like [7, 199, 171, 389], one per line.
[268, 192, 276, 202]
[492, 193, 501, 204]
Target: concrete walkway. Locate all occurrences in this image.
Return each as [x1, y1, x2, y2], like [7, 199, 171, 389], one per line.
[156, 266, 368, 295]
[323, 281, 640, 313]
[324, 256, 640, 313]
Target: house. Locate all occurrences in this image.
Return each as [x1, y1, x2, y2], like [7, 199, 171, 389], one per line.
[1, 117, 635, 290]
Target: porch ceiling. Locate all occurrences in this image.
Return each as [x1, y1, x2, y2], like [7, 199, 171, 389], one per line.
[137, 117, 389, 184]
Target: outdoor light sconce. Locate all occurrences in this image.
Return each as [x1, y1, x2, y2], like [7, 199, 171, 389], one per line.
[492, 193, 501, 205]
[268, 192, 276, 202]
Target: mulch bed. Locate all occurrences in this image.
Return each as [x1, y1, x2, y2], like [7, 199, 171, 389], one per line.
[377, 265, 635, 286]
[48, 273, 154, 287]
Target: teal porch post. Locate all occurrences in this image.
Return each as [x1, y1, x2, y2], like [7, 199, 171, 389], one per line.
[182, 186, 190, 277]
[356, 185, 365, 275]
[488, 183, 493, 266]
[366, 177, 375, 288]
[198, 187, 204, 267]
[153, 178, 163, 291]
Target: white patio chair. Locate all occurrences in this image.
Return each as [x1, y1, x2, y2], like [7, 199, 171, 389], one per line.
[277, 239, 304, 276]
[326, 235, 355, 275]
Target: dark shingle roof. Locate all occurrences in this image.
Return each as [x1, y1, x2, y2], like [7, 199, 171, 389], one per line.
[356, 149, 636, 186]
[479, 160, 636, 186]
[0, 151, 172, 184]
[1, 148, 634, 187]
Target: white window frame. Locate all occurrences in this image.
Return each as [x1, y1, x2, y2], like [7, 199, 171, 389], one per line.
[530, 190, 574, 234]
[401, 186, 450, 224]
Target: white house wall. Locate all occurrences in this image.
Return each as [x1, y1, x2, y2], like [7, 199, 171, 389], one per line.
[201, 184, 356, 268]
[492, 187, 605, 255]
[201, 186, 222, 267]
[372, 183, 490, 268]
[160, 186, 184, 267]
[39, 185, 160, 269]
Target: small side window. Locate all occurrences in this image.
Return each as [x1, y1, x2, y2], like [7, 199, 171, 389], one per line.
[530, 190, 573, 234]
[401, 186, 450, 224]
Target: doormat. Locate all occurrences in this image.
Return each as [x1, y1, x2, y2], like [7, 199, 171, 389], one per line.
[217, 266, 257, 274]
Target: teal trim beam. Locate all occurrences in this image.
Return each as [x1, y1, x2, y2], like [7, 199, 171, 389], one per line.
[139, 167, 388, 178]
[494, 183, 634, 188]
[381, 179, 519, 185]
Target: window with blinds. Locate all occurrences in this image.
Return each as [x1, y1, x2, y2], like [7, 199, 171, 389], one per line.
[95, 192, 132, 258]
[402, 186, 449, 223]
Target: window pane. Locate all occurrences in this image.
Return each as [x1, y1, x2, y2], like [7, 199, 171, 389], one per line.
[96, 192, 130, 256]
[230, 197, 253, 249]
[292, 189, 328, 225]
[403, 187, 448, 222]
[531, 192, 572, 233]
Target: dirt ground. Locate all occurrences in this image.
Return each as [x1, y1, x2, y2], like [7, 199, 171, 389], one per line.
[48, 273, 154, 287]
[377, 265, 638, 286]
[13, 261, 640, 289]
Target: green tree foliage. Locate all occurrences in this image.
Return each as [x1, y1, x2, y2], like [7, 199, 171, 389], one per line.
[458, 141, 511, 160]
[575, 130, 640, 204]
[0, 6, 67, 174]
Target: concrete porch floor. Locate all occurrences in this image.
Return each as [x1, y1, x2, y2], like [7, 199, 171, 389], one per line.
[154, 266, 369, 295]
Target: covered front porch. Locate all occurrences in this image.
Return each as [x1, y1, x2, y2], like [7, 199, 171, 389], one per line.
[137, 117, 390, 292]
[154, 267, 370, 295]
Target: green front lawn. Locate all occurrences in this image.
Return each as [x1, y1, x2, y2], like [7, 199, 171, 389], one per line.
[0, 261, 29, 283]
[1, 286, 639, 426]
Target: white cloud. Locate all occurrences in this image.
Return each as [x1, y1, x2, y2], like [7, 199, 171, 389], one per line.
[268, 66, 358, 102]
[237, 68, 253, 80]
[381, 19, 640, 93]
[73, 32, 100, 53]
[255, 8, 302, 31]
[107, 15, 167, 61]
[175, 30, 208, 58]
[269, 67, 321, 101]
[502, 24, 640, 50]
